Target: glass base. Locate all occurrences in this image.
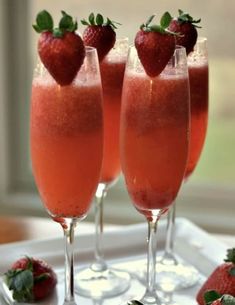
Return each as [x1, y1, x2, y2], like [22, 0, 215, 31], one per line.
[75, 266, 131, 299]
[63, 301, 77, 305]
[156, 259, 199, 292]
[140, 293, 162, 305]
[159, 291, 195, 305]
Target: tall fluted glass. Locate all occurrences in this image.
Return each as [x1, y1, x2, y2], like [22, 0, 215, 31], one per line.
[30, 47, 103, 305]
[157, 37, 209, 292]
[120, 45, 190, 304]
[75, 38, 130, 299]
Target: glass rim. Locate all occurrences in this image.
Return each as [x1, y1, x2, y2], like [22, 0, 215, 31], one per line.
[84, 46, 97, 53]
[127, 44, 187, 57]
[197, 36, 207, 43]
[128, 44, 186, 50]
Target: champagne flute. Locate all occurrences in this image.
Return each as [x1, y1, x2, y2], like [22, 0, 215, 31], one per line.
[157, 37, 209, 291]
[75, 38, 130, 299]
[120, 45, 190, 304]
[30, 46, 103, 305]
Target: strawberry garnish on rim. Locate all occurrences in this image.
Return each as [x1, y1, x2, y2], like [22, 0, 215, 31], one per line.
[134, 12, 177, 78]
[33, 10, 85, 86]
[168, 9, 201, 55]
[4, 256, 57, 302]
[197, 248, 235, 305]
[81, 13, 120, 62]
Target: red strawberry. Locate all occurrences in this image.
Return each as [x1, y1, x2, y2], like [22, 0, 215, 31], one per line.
[168, 9, 201, 54]
[134, 13, 176, 77]
[82, 13, 120, 62]
[197, 249, 235, 305]
[33, 10, 85, 86]
[203, 290, 235, 305]
[5, 256, 57, 302]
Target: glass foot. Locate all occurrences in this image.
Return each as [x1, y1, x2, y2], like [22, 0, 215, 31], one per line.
[140, 292, 162, 305]
[75, 266, 131, 299]
[63, 301, 77, 305]
[156, 260, 199, 292]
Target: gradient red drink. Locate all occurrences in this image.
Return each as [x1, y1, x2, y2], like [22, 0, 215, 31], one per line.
[120, 47, 190, 217]
[99, 38, 128, 184]
[31, 65, 103, 218]
[185, 38, 209, 178]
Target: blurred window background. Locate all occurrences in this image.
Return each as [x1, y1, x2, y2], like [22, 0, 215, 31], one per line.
[0, 0, 235, 233]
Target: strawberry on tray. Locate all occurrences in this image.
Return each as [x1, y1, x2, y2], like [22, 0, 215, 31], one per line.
[4, 256, 57, 302]
[33, 10, 85, 86]
[197, 248, 235, 305]
[81, 13, 120, 62]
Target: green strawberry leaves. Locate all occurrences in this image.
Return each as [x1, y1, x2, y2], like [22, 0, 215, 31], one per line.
[4, 256, 50, 302]
[177, 9, 201, 28]
[88, 12, 95, 25]
[95, 13, 104, 25]
[5, 269, 34, 302]
[225, 248, 235, 264]
[59, 11, 78, 32]
[160, 12, 173, 28]
[204, 290, 235, 305]
[33, 10, 78, 38]
[33, 10, 53, 33]
[81, 13, 121, 30]
[229, 266, 235, 276]
[140, 12, 178, 36]
[204, 290, 221, 305]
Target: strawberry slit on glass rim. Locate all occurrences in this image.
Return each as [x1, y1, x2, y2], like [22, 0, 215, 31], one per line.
[33, 10, 85, 86]
[134, 12, 178, 78]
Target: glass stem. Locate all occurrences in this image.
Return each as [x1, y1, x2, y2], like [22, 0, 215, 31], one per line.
[91, 183, 107, 272]
[141, 218, 160, 304]
[63, 218, 78, 305]
[162, 203, 177, 264]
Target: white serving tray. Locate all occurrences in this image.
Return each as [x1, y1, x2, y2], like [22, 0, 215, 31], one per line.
[0, 218, 227, 305]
